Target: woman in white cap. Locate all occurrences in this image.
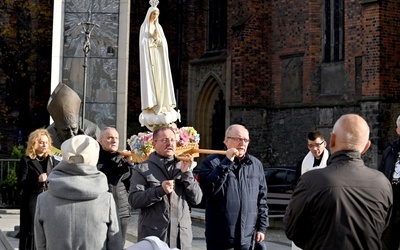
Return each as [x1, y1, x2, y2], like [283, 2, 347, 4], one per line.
[34, 135, 122, 250]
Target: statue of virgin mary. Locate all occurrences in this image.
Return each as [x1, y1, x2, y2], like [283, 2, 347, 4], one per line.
[138, 0, 180, 130]
[140, 0, 176, 114]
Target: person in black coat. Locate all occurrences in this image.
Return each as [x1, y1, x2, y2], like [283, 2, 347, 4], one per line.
[379, 114, 400, 250]
[17, 128, 57, 250]
[97, 127, 132, 248]
[284, 114, 392, 249]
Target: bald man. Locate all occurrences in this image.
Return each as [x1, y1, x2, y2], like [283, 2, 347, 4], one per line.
[97, 127, 132, 248]
[283, 114, 393, 250]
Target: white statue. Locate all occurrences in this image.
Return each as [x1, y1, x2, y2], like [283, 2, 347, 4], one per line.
[139, 0, 174, 114]
[139, 0, 180, 131]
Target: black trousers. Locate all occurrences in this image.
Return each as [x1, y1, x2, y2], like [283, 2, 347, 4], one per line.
[381, 209, 400, 250]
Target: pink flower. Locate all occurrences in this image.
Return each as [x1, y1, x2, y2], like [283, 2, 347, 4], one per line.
[179, 129, 189, 146]
[127, 125, 200, 158]
[143, 133, 153, 142]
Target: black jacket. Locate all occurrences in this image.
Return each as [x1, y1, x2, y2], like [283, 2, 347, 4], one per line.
[379, 138, 400, 182]
[199, 153, 269, 248]
[18, 156, 57, 236]
[284, 150, 393, 250]
[97, 147, 132, 218]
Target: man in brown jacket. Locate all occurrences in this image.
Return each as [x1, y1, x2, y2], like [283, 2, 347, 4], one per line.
[284, 114, 392, 249]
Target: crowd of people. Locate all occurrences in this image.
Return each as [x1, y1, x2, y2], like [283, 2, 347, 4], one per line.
[15, 113, 400, 250]
[17, 121, 269, 250]
[11, 2, 399, 250]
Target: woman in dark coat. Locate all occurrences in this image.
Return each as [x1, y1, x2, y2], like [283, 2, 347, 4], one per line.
[17, 128, 57, 250]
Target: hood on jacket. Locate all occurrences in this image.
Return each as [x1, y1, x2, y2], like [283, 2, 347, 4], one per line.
[46, 160, 109, 201]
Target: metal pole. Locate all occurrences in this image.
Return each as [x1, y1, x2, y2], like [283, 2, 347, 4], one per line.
[78, 11, 99, 129]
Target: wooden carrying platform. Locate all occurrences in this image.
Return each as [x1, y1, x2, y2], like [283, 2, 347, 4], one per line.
[54, 143, 227, 163]
[119, 143, 227, 163]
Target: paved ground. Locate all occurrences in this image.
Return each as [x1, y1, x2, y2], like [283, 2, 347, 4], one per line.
[0, 208, 291, 250]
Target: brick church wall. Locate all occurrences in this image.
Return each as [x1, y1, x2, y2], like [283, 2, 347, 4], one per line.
[126, 0, 400, 167]
[227, 0, 270, 106]
[379, 0, 400, 99]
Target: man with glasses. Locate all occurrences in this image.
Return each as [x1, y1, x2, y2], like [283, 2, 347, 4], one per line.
[199, 124, 268, 250]
[296, 130, 329, 179]
[128, 126, 203, 250]
[292, 131, 329, 249]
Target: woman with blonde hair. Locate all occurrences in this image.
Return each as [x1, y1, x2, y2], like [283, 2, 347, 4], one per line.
[17, 128, 57, 250]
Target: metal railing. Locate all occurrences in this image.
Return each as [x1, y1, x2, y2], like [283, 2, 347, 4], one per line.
[0, 159, 19, 182]
[0, 159, 20, 207]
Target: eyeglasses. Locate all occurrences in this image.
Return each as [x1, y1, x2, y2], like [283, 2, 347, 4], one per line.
[308, 141, 325, 149]
[227, 137, 250, 143]
[154, 138, 176, 144]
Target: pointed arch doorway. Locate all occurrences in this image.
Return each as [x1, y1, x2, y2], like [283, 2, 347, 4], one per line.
[188, 56, 231, 167]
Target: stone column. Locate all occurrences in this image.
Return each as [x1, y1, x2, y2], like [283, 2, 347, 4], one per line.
[50, 0, 130, 149]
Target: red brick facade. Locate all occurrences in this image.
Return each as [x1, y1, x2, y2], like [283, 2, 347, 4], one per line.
[127, 0, 400, 167]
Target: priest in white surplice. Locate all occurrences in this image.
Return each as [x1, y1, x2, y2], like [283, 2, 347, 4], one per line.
[300, 131, 329, 174]
[292, 130, 329, 250]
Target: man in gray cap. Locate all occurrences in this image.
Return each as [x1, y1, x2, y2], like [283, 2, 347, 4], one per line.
[46, 82, 100, 149]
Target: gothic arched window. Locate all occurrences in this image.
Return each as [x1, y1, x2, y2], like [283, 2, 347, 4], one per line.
[207, 0, 227, 52]
[324, 0, 344, 62]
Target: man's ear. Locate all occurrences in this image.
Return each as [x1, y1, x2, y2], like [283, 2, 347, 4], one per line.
[223, 138, 228, 147]
[329, 133, 336, 150]
[361, 140, 371, 155]
[396, 127, 400, 136]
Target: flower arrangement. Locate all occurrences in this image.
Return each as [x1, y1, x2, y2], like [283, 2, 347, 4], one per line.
[176, 126, 200, 146]
[127, 132, 154, 156]
[127, 124, 200, 157]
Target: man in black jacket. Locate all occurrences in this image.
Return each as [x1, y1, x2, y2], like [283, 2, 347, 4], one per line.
[379, 115, 400, 250]
[284, 114, 393, 250]
[199, 124, 268, 250]
[97, 127, 132, 248]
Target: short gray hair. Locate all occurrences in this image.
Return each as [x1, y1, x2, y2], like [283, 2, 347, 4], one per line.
[225, 124, 247, 137]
